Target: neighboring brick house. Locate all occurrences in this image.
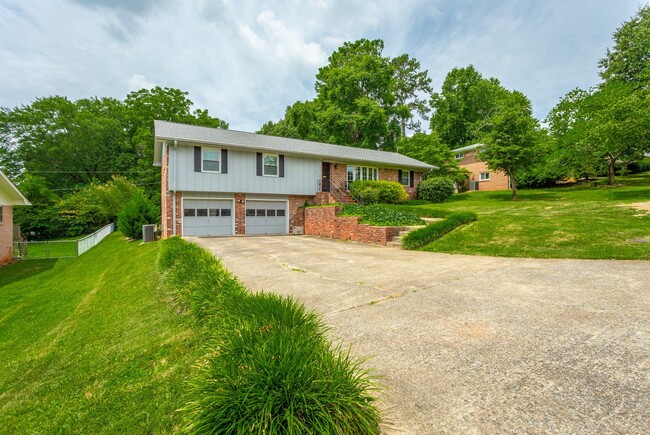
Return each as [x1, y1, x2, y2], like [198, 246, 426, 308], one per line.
[153, 121, 434, 238]
[0, 171, 31, 265]
[452, 143, 510, 191]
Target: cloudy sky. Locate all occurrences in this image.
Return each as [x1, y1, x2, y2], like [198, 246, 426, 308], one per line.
[1, 0, 646, 132]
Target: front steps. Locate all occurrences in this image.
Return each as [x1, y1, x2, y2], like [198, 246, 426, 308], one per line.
[386, 217, 440, 248]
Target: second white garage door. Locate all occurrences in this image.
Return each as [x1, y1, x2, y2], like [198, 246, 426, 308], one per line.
[246, 200, 288, 235]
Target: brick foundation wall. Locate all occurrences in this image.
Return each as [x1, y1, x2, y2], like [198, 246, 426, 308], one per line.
[304, 205, 397, 246]
[0, 205, 13, 265]
[288, 195, 312, 233]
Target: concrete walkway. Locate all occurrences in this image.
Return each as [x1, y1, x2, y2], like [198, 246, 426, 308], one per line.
[191, 235, 650, 434]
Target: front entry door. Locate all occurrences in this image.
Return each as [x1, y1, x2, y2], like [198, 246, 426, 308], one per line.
[321, 162, 331, 192]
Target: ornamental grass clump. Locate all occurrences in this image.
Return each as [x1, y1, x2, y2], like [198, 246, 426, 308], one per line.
[156, 237, 382, 434]
[402, 211, 477, 250]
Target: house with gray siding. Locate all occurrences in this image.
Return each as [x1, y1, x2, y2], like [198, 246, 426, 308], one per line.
[153, 121, 434, 237]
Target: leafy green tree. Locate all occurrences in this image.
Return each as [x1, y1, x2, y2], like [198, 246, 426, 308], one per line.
[1, 96, 129, 189]
[124, 87, 228, 198]
[12, 174, 65, 239]
[430, 65, 506, 149]
[391, 54, 433, 137]
[258, 100, 320, 140]
[576, 83, 649, 184]
[599, 5, 650, 85]
[479, 91, 539, 200]
[58, 176, 140, 236]
[314, 39, 399, 150]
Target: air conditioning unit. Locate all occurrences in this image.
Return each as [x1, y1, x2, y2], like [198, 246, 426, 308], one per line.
[142, 224, 157, 242]
[469, 181, 480, 191]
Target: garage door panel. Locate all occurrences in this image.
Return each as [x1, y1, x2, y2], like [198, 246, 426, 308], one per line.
[183, 199, 233, 236]
[246, 201, 287, 235]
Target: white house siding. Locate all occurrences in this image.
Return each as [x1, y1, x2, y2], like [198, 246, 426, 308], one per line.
[171, 145, 321, 196]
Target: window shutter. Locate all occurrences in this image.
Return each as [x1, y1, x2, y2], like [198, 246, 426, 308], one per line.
[221, 149, 228, 174]
[398, 170, 402, 183]
[279, 154, 285, 178]
[410, 171, 414, 188]
[194, 147, 201, 172]
[256, 152, 262, 176]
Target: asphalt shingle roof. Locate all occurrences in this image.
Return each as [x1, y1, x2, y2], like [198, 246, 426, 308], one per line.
[154, 120, 435, 170]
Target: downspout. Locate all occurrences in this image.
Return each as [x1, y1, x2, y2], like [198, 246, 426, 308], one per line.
[172, 140, 178, 236]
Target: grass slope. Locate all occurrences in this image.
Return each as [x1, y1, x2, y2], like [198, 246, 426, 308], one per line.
[396, 173, 650, 259]
[0, 233, 200, 433]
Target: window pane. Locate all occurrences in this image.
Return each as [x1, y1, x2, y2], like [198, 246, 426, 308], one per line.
[221, 209, 232, 217]
[264, 164, 278, 176]
[204, 149, 220, 161]
[209, 209, 219, 216]
[197, 208, 208, 217]
[267, 209, 276, 217]
[362, 167, 367, 179]
[264, 155, 277, 166]
[256, 209, 266, 216]
[184, 209, 195, 217]
[246, 209, 255, 217]
[355, 167, 361, 179]
[203, 160, 220, 172]
[347, 166, 355, 183]
[277, 209, 286, 217]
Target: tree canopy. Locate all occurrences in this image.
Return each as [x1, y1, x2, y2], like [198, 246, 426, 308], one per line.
[259, 38, 432, 151]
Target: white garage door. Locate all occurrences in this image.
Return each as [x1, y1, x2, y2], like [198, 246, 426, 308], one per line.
[246, 200, 288, 235]
[183, 199, 234, 236]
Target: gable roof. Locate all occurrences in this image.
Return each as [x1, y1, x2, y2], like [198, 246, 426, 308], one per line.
[0, 171, 30, 206]
[153, 121, 435, 171]
[451, 143, 485, 153]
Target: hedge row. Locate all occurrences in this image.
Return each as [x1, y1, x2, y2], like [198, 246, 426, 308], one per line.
[401, 211, 477, 250]
[157, 237, 381, 434]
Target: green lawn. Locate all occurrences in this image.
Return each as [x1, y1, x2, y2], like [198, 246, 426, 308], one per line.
[0, 233, 201, 433]
[395, 172, 650, 260]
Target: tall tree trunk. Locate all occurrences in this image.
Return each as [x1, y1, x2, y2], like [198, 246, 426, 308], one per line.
[401, 119, 406, 140]
[607, 157, 616, 185]
[510, 173, 517, 201]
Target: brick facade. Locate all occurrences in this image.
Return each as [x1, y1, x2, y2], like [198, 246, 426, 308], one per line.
[304, 205, 398, 246]
[234, 193, 246, 235]
[458, 150, 510, 192]
[161, 145, 183, 238]
[288, 195, 312, 233]
[0, 205, 13, 265]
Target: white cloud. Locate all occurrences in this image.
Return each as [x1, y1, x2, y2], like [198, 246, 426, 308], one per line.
[0, 0, 647, 131]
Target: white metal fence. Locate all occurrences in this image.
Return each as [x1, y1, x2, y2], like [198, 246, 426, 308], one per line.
[13, 222, 116, 260]
[77, 222, 116, 256]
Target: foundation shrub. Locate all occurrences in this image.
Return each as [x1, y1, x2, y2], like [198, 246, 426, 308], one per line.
[349, 180, 408, 204]
[417, 177, 455, 203]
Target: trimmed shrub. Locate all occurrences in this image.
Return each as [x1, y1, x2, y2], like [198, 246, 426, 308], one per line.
[416, 177, 455, 203]
[340, 204, 424, 226]
[349, 180, 408, 204]
[156, 238, 381, 434]
[401, 211, 477, 250]
[117, 192, 159, 239]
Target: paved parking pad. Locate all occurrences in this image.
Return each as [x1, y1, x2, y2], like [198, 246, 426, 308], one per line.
[192, 235, 650, 434]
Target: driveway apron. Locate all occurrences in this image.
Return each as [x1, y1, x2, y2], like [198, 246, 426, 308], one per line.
[191, 235, 650, 434]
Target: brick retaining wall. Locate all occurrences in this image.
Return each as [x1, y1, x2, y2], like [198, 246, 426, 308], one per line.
[304, 205, 397, 246]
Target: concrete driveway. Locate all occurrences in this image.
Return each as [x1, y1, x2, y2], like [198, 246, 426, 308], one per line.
[191, 235, 650, 434]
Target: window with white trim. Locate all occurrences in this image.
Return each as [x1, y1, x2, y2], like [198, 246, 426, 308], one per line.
[347, 165, 378, 187]
[454, 153, 464, 159]
[479, 172, 490, 181]
[400, 170, 410, 186]
[263, 153, 279, 176]
[202, 148, 221, 172]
